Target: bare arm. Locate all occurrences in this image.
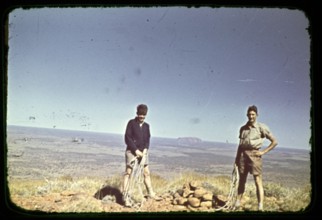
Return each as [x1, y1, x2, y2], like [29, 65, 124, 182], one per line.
[234, 140, 242, 164]
[258, 134, 278, 156]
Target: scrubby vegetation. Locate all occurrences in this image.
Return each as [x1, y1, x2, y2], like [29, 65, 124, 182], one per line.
[7, 171, 311, 214]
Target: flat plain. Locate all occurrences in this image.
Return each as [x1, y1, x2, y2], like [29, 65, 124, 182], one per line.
[6, 125, 311, 188]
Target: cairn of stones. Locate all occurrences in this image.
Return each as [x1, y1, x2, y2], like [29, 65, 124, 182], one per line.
[171, 180, 226, 211]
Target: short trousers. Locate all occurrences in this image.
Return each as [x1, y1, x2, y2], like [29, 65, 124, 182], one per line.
[237, 149, 262, 175]
[125, 150, 149, 168]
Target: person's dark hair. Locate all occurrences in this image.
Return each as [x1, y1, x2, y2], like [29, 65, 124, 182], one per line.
[137, 104, 148, 115]
[247, 105, 258, 115]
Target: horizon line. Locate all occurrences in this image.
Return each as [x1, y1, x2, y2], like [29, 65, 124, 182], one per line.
[6, 124, 311, 151]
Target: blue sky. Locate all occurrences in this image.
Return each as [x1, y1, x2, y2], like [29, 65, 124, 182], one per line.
[7, 7, 311, 150]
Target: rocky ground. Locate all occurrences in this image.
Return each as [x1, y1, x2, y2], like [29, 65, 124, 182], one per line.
[9, 181, 254, 214]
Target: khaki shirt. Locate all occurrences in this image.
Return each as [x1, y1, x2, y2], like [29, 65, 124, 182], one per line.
[239, 122, 272, 150]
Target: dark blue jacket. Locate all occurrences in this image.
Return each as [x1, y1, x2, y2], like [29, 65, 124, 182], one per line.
[125, 117, 150, 153]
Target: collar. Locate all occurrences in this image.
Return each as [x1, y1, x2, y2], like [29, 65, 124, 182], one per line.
[247, 121, 259, 128]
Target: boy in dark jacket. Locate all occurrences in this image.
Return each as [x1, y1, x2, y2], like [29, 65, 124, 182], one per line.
[122, 104, 161, 207]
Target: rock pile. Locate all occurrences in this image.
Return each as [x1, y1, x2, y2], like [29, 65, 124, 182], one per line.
[171, 181, 225, 211]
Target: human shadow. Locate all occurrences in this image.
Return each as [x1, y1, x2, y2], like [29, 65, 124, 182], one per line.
[93, 185, 123, 205]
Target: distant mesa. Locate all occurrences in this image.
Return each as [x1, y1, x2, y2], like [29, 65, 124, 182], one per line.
[177, 137, 202, 145]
